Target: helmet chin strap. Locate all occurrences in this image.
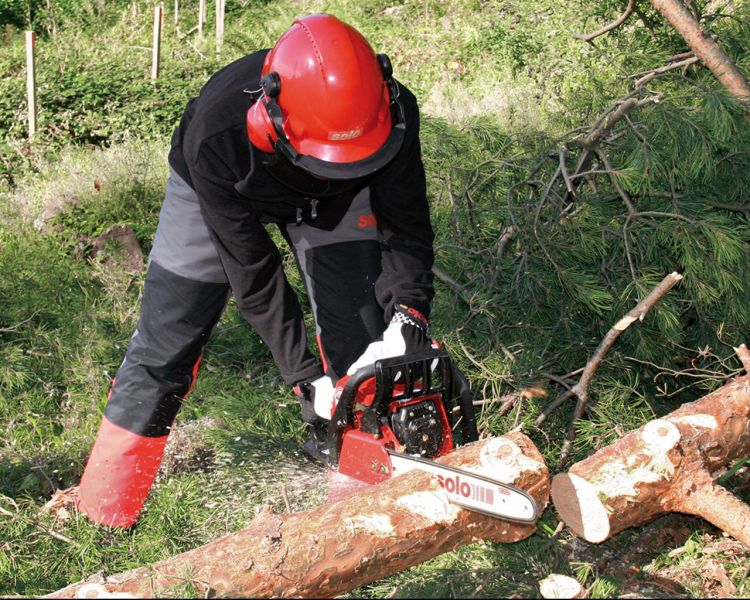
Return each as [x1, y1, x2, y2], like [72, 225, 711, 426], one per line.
[261, 147, 370, 197]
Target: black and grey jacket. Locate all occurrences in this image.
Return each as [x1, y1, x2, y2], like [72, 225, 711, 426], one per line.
[167, 50, 435, 384]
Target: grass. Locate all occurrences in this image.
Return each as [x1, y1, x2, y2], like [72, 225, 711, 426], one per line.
[2, 0, 750, 597]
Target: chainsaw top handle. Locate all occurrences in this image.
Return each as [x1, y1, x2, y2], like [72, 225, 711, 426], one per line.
[326, 349, 478, 465]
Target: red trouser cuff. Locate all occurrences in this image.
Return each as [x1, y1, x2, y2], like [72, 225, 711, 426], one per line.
[77, 416, 168, 528]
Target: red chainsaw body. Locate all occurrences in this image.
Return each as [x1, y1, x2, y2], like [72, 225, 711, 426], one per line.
[323, 352, 539, 525]
[333, 369, 455, 485]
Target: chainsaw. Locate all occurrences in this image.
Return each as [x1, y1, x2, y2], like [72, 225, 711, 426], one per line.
[323, 349, 539, 524]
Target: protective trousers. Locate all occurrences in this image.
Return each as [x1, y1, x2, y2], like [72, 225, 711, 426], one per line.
[77, 169, 386, 527]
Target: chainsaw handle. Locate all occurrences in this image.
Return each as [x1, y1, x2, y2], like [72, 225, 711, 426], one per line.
[326, 350, 479, 464]
[451, 363, 479, 444]
[326, 364, 376, 465]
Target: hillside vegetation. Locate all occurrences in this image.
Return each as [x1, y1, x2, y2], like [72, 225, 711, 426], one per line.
[1, 0, 749, 597]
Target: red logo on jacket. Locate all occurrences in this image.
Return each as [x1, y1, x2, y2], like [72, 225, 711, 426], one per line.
[357, 214, 377, 229]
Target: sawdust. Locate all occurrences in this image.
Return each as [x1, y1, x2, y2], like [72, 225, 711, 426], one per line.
[158, 417, 222, 479]
[40, 486, 79, 523]
[154, 418, 330, 518]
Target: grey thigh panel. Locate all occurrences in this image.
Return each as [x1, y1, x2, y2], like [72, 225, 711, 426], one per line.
[149, 168, 228, 283]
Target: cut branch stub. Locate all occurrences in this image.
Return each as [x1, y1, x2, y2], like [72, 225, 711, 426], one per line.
[551, 374, 750, 546]
[48, 433, 549, 599]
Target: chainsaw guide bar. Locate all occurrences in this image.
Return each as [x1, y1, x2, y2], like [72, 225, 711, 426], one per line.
[387, 450, 539, 523]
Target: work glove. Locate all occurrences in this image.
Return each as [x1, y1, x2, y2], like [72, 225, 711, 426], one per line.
[347, 304, 432, 375]
[296, 375, 336, 422]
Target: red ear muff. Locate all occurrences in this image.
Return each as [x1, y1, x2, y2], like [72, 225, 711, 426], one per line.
[246, 100, 277, 153]
[247, 71, 283, 153]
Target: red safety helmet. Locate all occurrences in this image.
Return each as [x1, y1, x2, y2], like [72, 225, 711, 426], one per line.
[246, 14, 405, 180]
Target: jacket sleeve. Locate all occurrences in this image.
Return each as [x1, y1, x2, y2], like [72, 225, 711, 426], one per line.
[369, 88, 435, 322]
[188, 145, 322, 385]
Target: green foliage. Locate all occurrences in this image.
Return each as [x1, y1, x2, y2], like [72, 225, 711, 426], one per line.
[0, 9, 224, 189]
[468, 18, 545, 76]
[0, 214, 107, 502]
[426, 79, 750, 431]
[0, 0, 136, 30]
[1, 0, 750, 597]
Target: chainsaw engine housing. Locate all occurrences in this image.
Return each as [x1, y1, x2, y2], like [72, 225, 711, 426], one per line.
[391, 398, 443, 456]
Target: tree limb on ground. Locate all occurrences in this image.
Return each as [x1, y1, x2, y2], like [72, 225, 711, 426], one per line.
[46, 433, 549, 599]
[568, 0, 750, 102]
[573, 0, 637, 42]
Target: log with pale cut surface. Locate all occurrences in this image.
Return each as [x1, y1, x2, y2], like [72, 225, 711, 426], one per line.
[552, 374, 750, 546]
[47, 433, 549, 599]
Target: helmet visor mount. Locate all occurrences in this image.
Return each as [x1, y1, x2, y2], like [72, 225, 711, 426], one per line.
[261, 78, 406, 181]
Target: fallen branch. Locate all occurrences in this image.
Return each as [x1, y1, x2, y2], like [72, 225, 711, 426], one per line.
[552, 372, 750, 546]
[575, 95, 657, 150]
[573, 0, 637, 42]
[47, 434, 549, 599]
[496, 224, 518, 261]
[535, 271, 683, 466]
[0, 312, 40, 333]
[635, 55, 701, 89]
[432, 264, 472, 304]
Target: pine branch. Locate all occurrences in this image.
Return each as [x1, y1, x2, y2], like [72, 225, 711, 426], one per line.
[432, 264, 472, 305]
[594, 147, 636, 214]
[573, 0, 637, 42]
[635, 55, 701, 89]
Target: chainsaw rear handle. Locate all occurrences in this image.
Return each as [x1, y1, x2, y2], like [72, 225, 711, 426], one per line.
[327, 362, 377, 465]
[326, 349, 479, 465]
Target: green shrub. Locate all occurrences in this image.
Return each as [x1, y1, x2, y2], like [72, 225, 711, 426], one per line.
[0, 0, 39, 28]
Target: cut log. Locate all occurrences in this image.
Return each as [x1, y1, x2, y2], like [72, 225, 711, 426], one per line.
[539, 574, 585, 599]
[552, 374, 750, 546]
[47, 433, 549, 599]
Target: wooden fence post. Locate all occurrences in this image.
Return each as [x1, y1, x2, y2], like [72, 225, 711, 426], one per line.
[151, 4, 163, 80]
[216, 0, 224, 52]
[25, 31, 37, 138]
[174, 0, 178, 26]
[198, 0, 206, 39]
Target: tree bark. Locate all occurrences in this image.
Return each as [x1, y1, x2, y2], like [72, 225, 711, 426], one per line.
[551, 374, 750, 545]
[649, 0, 750, 102]
[47, 433, 549, 599]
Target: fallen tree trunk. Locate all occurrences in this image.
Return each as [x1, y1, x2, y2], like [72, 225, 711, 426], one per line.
[48, 433, 549, 599]
[551, 373, 750, 546]
[650, 0, 750, 102]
